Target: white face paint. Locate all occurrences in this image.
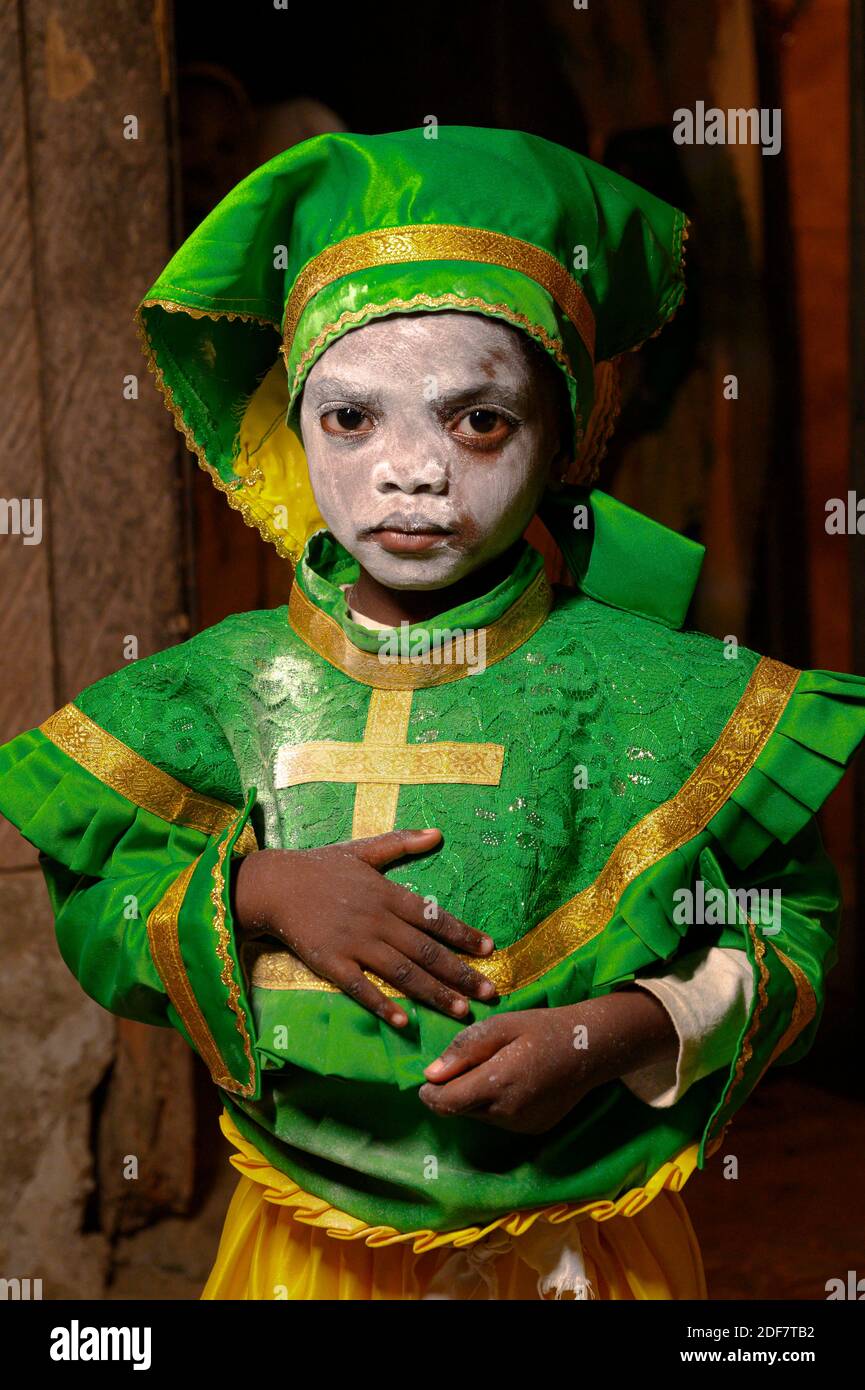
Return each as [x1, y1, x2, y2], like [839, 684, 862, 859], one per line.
[299, 312, 569, 590]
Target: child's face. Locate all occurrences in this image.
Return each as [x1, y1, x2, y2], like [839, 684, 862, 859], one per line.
[299, 311, 568, 590]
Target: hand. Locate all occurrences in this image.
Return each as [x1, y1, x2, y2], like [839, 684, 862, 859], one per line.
[232, 828, 496, 1029]
[418, 991, 680, 1134]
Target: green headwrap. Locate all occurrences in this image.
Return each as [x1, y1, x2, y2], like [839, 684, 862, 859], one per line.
[136, 125, 688, 561]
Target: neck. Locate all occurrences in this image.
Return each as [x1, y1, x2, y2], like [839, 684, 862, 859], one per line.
[348, 542, 524, 626]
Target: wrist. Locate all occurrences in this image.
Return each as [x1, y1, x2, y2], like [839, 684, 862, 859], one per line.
[565, 992, 679, 1085]
[232, 851, 271, 936]
[554, 1001, 619, 1090]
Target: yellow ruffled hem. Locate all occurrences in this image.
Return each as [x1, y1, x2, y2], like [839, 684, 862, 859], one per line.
[218, 1109, 702, 1254]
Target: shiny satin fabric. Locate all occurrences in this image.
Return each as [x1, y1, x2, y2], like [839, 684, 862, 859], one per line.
[201, 1182, 706, 1301]
[135, 126, 688, 558]
[1, 530, 863, 1232]
[202, 1117, 706, 1301]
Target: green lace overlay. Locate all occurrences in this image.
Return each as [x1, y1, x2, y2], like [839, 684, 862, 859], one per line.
[63, 566, 774, 1228]
[76, 580, 758, 944]
[1, 524, 862, 1232]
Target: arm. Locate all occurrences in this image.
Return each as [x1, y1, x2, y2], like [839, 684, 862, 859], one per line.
[1, 707, 497, 1104]
[617, 945, 754, 1108]
[420, 816, 840, 1137]
[0, 717, 262, 1098]
[420, 991, 682, 1134]
[39, 802, 260, 1098]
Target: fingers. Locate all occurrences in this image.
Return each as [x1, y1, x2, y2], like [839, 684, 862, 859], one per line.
[386, 881, 494, 957]
[419, 1071, 491, 1117]
[389, 922, 496, 1002]
[345, 827, 442, 869]
[362, 937, 476, 1020]
[419, 1041, 516, 1117]
[423, 1017, 512, 1083]
[324, 959, 408, 1030]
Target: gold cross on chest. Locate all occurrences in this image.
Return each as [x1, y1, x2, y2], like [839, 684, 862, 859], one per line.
[274, 688, 504, 837]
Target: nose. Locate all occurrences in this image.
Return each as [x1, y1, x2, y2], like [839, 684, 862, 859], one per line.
[371, 455, 448, 495]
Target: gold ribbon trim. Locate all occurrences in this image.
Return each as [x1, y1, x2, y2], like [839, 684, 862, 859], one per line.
[209, 812, 258, 1097]
[216, 1107, 702, 1250]
[147, 859, 243, 1092]
[351, 688, 413, 838]
[288, 568, 553, 689]
[705, 935, 818, 1152]
[139, 296, 279, 329]
[133, 305, 301, 564]
[276, 686, 504, 839]
[704, 916, 771, 1147]
[275, 740, 505, 789]
[251, 655, 801, 996]
[766, 944, 818, 1065]
[40, 703, 258, 856]
[282, 224, 596, 363]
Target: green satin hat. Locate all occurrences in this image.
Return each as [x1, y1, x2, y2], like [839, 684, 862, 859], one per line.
[136, 125, 689, 562]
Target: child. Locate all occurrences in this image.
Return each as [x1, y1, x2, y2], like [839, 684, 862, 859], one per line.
[1, 126, 862, 1300]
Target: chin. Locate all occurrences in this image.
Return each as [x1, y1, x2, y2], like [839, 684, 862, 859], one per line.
[364, 560, 477, 591]
[354, 539, 478, 591]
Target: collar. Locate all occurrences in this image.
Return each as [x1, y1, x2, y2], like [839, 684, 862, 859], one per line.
[288, 532, 552, 688]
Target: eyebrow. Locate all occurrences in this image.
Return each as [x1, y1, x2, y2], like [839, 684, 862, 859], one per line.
[304, 376, 528, 413]
[304, 376, 385, 409]
[427, 381, 527, 413]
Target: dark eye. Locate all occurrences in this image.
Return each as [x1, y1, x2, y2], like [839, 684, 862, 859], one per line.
[320, 407, 374, 435]
[450, 408, 515, 448]
[466, 410, 499, 433]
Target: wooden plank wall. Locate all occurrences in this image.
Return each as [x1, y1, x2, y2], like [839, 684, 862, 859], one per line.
[0, 1, 197, 1295]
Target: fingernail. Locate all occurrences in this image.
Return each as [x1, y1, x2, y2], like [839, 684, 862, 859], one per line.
[425, 1059, 445, 1077]
[479, 980, 495, 998]
[480, 937, 494, 954]
[452, 999, 468, 1015]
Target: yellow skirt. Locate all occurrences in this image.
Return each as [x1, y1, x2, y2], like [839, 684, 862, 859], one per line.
[202, 1111, 707, 1301]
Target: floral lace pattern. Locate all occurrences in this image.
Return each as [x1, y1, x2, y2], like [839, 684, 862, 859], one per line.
[76, 593, 757, 950]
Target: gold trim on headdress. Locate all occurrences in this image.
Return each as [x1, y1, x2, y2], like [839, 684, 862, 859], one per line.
[284, 291, 576, 403]
[282, 224, 597, 364]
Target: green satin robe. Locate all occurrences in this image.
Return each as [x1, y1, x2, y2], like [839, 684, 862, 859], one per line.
[1, 490, 863, 1233]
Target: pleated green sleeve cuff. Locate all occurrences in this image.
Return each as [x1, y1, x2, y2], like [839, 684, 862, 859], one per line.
[695, 816, 840, 1163]
[0, 719, 262, 1100]
[147, 793, 261, 1097]
[581, 662, 865, 1171]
